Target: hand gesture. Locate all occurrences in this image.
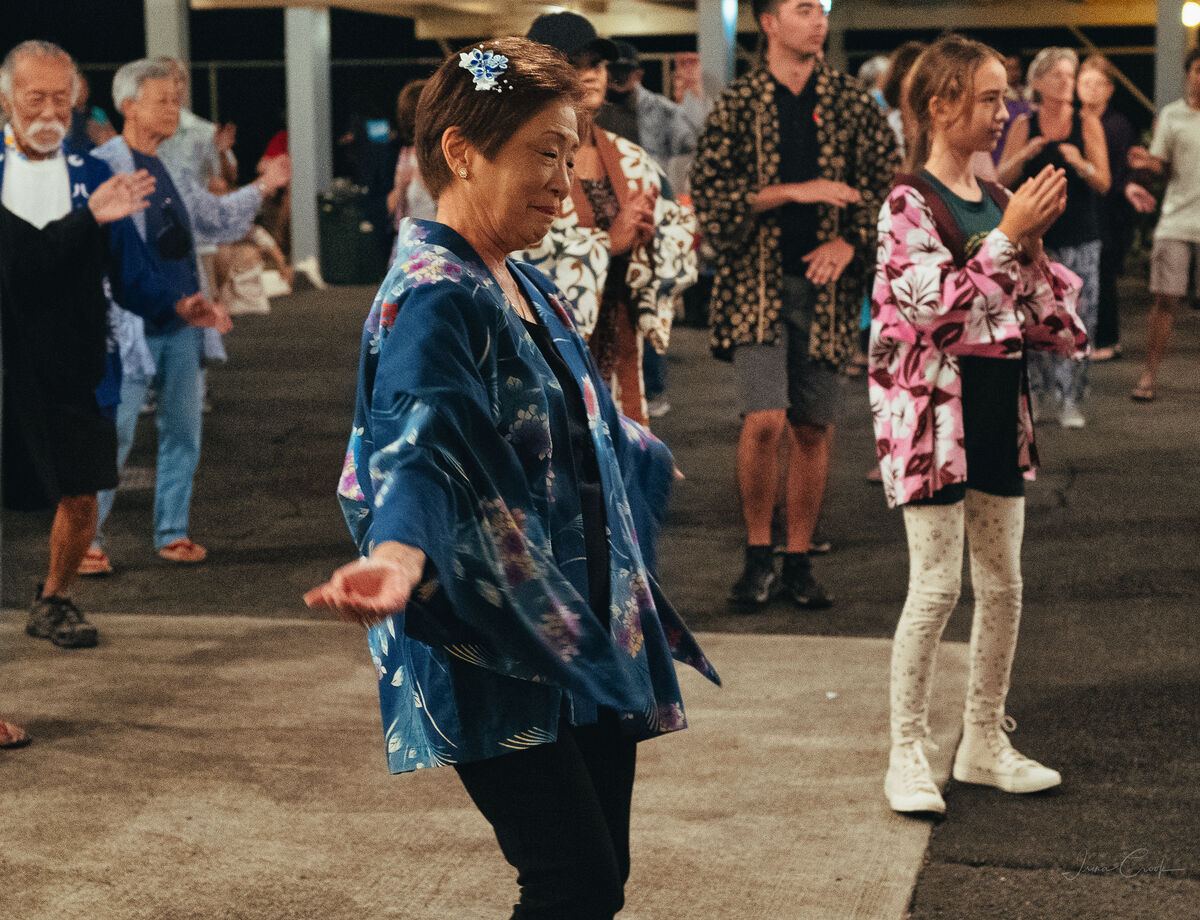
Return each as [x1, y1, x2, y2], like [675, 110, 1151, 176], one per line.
[998, 164, 1067, 247]
[86, 170, 155, 224]
[1126, 145, 1160, 173]
[214, 122, 237, 154]
[793, 179, 861, 208]
[609, 189, 657, 255]
[1125, 181, 1157, 214]
[801, 237, 855, 286]
[304, 543, 426, 628]
[175, 293, 233, 334]
[1056, 142, 1086, 172]
[258, 154, 292, 194]
[1017, 135, 1048, 163]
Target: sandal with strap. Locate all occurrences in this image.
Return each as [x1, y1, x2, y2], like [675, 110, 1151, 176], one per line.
[158, 539, 208, 564]
[0, 721, 32, 749]
[78, 546, 113, 577]
[1131, 382, 1156, 403]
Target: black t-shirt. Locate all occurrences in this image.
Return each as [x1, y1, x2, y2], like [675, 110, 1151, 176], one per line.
[521, 317, 611, 623]
[1025, 110, 1101, 250]
[775, 78, 821, 272]
[912, 171, 1025, 504]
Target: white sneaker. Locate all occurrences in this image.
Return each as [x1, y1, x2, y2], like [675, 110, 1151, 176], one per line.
[1059, 402, 1086, 429]
[953, 717, 1062, 794]
[885, 740, 946, 814]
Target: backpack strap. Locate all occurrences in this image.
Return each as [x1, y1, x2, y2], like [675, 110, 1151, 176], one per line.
[979, 178, 1010, 214]
[892, 172, 967, 267]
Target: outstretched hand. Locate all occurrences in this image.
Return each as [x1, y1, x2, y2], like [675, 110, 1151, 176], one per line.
[87, 170, 155, 224]
[1125, 182, 1157, 214]
[175, 293, 233, 334]
[305, 543, 426, 628]
[258, 153, 292, 193]
[792, 179, 861, 208]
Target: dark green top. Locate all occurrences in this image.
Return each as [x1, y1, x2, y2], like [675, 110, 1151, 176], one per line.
[914, 170, 1024, 503]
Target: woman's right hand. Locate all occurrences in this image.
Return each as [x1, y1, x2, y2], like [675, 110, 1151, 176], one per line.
[609, 190, 657, 255]
[304, 542, 426, 628]
[998, 164, 1067, 247]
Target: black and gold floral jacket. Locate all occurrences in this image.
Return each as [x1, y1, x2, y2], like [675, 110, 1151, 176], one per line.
[691, 62, 900, 365]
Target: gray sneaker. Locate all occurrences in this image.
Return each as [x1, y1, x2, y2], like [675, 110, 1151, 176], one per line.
[27, 587, 99, 648]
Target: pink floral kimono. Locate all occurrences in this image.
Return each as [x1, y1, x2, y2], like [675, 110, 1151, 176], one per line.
[868, 183, 1089, 509]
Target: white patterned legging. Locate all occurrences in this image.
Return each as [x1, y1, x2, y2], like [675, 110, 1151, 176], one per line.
[890, 491, 1025, 745]
[1028, 240, 1101, 408]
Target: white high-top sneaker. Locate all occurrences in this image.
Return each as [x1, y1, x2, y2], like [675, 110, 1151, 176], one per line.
[953, 716, 1062, 794]
[885, 740, 946, 814]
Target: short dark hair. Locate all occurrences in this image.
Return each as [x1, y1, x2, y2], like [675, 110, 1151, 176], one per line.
[1186, 48, 1200, 74]
[394, 79, 426, 147]
[752, 0, 784, 24]
[415, 36, 583, 198]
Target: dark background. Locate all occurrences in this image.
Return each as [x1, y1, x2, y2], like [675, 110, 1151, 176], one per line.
[5, 4, 1160, 186]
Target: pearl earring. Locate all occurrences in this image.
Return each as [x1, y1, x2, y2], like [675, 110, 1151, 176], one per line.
[457, 167, 468, 179]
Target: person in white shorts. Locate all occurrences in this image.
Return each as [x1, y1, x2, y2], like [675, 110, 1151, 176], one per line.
[1127, 48, 1200, 402]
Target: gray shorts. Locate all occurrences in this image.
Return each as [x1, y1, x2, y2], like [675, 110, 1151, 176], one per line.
[1149, 238, 1200, 298]
[732, 274, 844, 428]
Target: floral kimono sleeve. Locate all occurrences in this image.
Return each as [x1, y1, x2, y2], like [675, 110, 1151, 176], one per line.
[630, 194, 698, 354]
[873, 186, 1025, 358]
[340, 275, 658, 714]
[516, 198, 611, 338]
[690, 91, 760, 257]
[1013, 255, 1088, 357]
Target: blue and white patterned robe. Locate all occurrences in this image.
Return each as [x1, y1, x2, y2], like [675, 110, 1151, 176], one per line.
[338, 219, 719, 774]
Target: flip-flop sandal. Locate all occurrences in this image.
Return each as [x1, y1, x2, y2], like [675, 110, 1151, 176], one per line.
[1130, 385, 1156, 402]
[0, 721, 31, 749]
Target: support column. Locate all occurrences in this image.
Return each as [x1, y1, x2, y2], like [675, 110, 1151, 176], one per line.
[285, 7, 333, 275]
[143, 0, 190, 61]
[1157, 0, 1187, 110]
[698, 0, 738, 90]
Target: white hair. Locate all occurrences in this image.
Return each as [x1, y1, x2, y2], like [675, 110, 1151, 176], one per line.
[1026, 47, 1079, 102]
[0, 40, 77, 99]
[112, 58, 175, 112]
[857, 54, 889, 90]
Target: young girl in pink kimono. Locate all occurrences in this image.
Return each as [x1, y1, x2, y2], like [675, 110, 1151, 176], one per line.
[868, 35, 1088, 814]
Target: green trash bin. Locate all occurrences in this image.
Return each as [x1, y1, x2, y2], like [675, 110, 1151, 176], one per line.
[318, 179, 389, 285]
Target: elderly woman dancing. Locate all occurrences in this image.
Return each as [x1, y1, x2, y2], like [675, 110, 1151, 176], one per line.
[306, 37, 718, 920]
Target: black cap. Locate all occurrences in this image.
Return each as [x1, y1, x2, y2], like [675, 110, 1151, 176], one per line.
[526, 11, 619, 63]
[612, 40, 641, 69]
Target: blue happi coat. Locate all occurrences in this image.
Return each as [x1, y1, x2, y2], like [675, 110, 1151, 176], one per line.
[338, 219, 719, 774]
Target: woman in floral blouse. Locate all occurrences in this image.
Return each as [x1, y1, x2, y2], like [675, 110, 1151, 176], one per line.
[518, 11, 698, 427]
[305, 38, 716, 919]
[868, 36, 1087, 816]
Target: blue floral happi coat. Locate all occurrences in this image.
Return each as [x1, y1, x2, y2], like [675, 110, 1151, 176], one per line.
[338, 219, 719, 774]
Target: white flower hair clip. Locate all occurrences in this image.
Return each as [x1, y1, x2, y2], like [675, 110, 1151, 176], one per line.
[459, 46, 511, 92]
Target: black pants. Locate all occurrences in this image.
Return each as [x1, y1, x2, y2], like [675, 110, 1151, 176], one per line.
[454, 712, 637, 920]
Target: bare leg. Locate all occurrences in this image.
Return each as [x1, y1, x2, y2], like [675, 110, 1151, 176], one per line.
[784, 422, 832, 554]
[1135, 293, 1179, 393]
[43, 493, 98, 598]
[738, 410, 786, 546]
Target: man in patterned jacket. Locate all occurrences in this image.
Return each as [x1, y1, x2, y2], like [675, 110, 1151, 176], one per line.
[691, 0, 899, 609]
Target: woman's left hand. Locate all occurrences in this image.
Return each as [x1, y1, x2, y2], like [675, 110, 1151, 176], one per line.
[304, 542, 426, 628]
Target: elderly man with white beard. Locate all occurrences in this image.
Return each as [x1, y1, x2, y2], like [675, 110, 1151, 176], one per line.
[0, 40, 231, 648]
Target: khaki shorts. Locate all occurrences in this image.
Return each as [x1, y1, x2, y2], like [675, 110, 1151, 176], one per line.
[1149, 238, 1200, 298]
